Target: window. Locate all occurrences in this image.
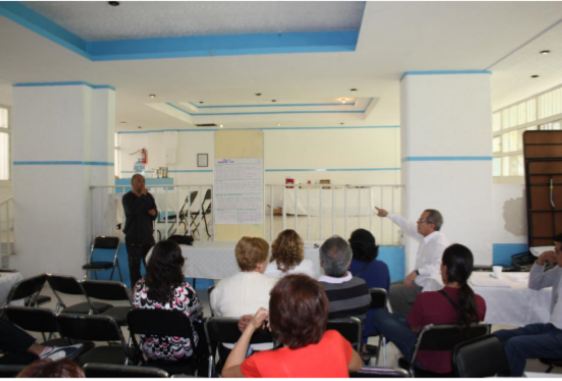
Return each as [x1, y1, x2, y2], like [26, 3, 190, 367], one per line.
[493, 84, 562, 178]
[0, 106, 9, 181]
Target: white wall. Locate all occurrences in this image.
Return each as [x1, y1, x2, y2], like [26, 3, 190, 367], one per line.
[0, 83, 12, 202]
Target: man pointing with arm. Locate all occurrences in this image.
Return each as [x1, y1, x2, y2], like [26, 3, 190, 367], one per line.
[375, 207, 449, 318]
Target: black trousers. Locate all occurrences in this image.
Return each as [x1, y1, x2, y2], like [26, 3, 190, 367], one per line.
[126, 242, 153, 287]
[0, 318, 38, 364]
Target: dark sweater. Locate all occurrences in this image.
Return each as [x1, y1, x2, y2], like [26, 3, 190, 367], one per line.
[122, 191, 157, 245]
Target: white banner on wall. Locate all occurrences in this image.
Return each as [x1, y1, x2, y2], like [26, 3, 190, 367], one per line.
[214, 158, 264, 224]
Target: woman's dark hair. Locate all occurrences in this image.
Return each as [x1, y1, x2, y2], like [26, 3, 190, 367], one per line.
[145, 240, 185, 304]
[269, 274, 328, 349]
[349, 228, 379, 262]
[442, 243, 478, 326]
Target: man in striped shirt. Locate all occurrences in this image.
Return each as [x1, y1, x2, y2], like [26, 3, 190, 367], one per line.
[318, 236, 371, 319]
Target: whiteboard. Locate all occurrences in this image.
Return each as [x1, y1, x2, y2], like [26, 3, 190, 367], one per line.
[214, 158, 264, 224]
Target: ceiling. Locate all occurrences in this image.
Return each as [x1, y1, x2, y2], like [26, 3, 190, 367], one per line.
[0, 1, 561, 131]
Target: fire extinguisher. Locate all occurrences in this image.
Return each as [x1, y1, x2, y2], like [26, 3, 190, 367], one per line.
[140, 148, 148, 164]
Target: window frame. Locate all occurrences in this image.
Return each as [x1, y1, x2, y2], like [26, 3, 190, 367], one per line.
[0, 105, 11, 184]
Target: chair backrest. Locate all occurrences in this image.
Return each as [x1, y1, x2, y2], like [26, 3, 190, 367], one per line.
[4, 306, 59, 334]
[453, 335, 510, 377]
[47, 274, 84, 296]
[0, 365, 25, 377]
[369, 288, 387, 309]
[83, 363, 169, 378]
[207, 285, 215, 316]
[205, 317, 273, 347]
[57, 313, 125, 343]
[82, 280, 131, 302]
[201, 189, 212, 212]
[127, 308, 195, 339]
[350, 367, 410, 378]
[411, 323, 490, 368]
[6, 274, 47, 305]
[93, 236, 120, 250]
[327, 317, 362, 351]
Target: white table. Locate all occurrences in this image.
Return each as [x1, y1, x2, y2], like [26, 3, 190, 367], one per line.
[470, 272, 552, 327]
[149, 242, 321, 280]
[0, 271, 23, 306]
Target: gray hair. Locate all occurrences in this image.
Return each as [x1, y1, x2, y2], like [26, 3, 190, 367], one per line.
[424, 209, 443, 231]
[320, 235, 352, 277]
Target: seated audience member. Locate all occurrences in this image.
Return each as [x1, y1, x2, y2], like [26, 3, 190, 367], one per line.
[17, 359, 84, 377]
[133, 240, 203, 362]
[210, 237, 277, 318]
[348, 228, 390, 347]
[494, 234, 562, 376]
[318, 235, 370, 319]
[265, 229, 316, 278]
[370, 243, 486, 375]
[222, 274, 363, 377]
[0, 319, 82, 364]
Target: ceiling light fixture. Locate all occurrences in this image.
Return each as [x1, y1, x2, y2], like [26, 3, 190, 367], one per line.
[198, 101, 204, 104]
[339, 122, 345, 125]
[255, 92, 262, 97]
[108, 1, 120, 6]
[539, 50, 551, 55]
[271, 99, 277, 103]
[149, 94, 156, 99]
[137, 126, 142, 129]
[337, 97, 350, 104]
[350, 88, 358, 92]
[219, 124, 224, 128]
[120, 121, 127, 124]
[531, 74, 540, 78]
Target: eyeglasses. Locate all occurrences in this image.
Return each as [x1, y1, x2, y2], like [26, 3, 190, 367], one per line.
[417, 219, 432, 225]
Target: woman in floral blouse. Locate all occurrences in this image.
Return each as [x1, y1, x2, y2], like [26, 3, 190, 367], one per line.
[132, 240, 203, 362]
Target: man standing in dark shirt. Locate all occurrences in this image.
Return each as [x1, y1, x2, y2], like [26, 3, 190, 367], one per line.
[122, 174, 157, 287]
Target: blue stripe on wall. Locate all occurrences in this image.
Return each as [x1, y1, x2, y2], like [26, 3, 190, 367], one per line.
[117, 125, 400, 134]
[404, 156, 492, 162]
[492, 243, 529, 266]
[265, 167, 400, 172]
[13, 160, 114, 166]
[401, 70, 492, 80]
[0, 2, 361, 61]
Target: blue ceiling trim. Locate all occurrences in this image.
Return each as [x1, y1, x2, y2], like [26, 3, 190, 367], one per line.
[116, 125, 400, 134]
[167, 102, 367, 116]
[403, 156, 492, 162]
[188, 101, 359, 109]
[0, 2, 359, 61]
[13, 81, 115, 91]
[400, 70, 492, 81]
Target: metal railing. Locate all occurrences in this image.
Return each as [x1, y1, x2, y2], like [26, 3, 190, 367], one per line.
[90, 183, 403, 245]
[0, 197, 14, 256]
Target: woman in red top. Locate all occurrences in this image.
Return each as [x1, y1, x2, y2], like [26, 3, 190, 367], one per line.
[221, 274, 363, 377]
[370, 243, 486, 374]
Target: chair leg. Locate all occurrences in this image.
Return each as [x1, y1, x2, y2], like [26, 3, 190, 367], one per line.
[546, 365, 554, 373]
[116, 260, 124, 282]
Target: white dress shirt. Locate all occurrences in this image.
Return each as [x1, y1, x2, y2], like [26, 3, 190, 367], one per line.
[529, 263, 562, 329]
[264, 258, 317, 279]
[388, 213, 449, 290]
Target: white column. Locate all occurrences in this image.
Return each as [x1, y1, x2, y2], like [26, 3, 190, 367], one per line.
[11, 82, 114, 278]
[400, 71, 493, 270]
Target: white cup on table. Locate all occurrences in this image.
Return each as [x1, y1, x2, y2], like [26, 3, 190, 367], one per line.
[492, 265, 503, 278]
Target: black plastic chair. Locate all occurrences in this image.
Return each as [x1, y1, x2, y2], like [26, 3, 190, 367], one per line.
[0, 364, 25, 377]
[82, 280, 132, 326]
[453, 334, 510, 377]
[189, 189, 212, 239]
[3, 306, 70, 347]
[5, 274, 51, 307]
[540, 358, 562, 373]
[83, 363, 169, 378]
[204, 317, 275, 377]
[365, 287, 389, 365]
[404, 323, 490, 377]
[350, 366, 410, 377]
[83, 236, 123, 282]
[327, 316, 362, 352]
[57, 313, 129, 366]
[207, 285, 215, 317]
[127, 309, 199, 376]
[47, 274, 112, 315]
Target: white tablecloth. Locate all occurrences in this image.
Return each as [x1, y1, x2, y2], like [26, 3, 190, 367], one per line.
[149, 242, 321, 280]
[0, 271, 23, 306]
[470, 272, 552, 327]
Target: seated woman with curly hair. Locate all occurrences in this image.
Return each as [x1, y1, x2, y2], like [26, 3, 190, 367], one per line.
[133, 240, 203, 362]
[265, 229, 316, 278]
[222, 274, 363, 378]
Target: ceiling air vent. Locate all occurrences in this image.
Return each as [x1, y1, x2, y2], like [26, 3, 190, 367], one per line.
[195, 123, 217, 127]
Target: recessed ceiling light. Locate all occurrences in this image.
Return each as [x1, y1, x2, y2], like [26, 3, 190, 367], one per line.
[219, 124, 224, 128]
[339, 122, 345, 125]
[120, 121, 127, 124]
[539, 50, 551, 55]
[277, 123, 281, 127]
[149, 94, 156, 99]
[337, 97, 350, 104]
[137, 126, 142, 129]
[531, 74, 540, 78]
[271, 99, 277, 103]
[350, 88, 358, 92]
[108, 1, 120, 6]
[198, 101, 204, 104]
[255, 92, 262, 97]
